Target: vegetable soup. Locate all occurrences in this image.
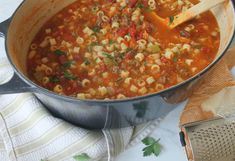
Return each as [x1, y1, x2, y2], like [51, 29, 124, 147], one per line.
[27, 0, 220, 100]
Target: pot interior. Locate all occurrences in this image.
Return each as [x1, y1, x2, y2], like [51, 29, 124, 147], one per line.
[6, 0, 235, 85]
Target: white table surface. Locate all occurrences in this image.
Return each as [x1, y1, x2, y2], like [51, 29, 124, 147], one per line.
[0, 1, 234, 161]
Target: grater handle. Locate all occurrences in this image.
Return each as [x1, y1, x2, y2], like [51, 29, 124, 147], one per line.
[179, 131, 186, 147]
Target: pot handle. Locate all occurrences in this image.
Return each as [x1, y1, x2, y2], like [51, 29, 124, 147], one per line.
[0, 17, 11, 37]
[0, 73, 37, 94]
[0, 18, 37, 94]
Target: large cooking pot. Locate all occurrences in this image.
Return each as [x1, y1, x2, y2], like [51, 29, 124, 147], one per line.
[0, 0, 234, 129]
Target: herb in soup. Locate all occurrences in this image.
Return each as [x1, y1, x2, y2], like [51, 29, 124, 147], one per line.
[27, 0, 220, 100]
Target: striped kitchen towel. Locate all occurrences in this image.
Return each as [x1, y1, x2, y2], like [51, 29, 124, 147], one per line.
[0, 58, 160, 161]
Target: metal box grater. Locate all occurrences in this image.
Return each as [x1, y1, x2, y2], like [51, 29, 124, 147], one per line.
[181, 118, 235, 161]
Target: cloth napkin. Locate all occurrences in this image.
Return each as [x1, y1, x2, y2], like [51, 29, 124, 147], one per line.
[0, 58, 161, 161]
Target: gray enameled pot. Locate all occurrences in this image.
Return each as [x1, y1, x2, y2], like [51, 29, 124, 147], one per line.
[0, 0, 234, 129]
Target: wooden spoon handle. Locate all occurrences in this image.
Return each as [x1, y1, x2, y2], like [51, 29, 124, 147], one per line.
[169, 0, 227, 29]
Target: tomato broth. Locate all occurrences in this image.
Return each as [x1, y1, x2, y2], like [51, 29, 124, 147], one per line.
[27, 0, 220, 100]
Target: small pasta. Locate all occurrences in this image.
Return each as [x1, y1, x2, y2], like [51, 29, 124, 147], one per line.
[82, 79, 91, 87]
[54, 85, 63, 93]
[83, 27, 94, 36]
[76, 37, 84, 44]
[102, 16, 109, 22]
[45, 67, 53, 75]
[155, 84, 164, 91]
[26, 0, 219, 100]
[39, 39, 49, 48]
[117, 94, 126, 99]
[98, 86, 108, 96]
[112, 22, 119, 28]
[146, 76, 155, 85]
[97, 11, 104, 17]
[73, 47, 80, 53]
[124, 77, 132, 85]
[42, 77, 50, 85]
[138, 87, 148, 94]
[30, 44, 38, 50]
[135, 53, 145, 62]
[49, 38, 57, 46]
[28, 50, 36, 59]
[45, 28, 52, 34]
[137, 39, 147, 49]
[41, 57, 49, 64]
[137, 80, 146, 87]
[151, 65, 160, 72]
[120, 70, 130, 78]
[130, 85, 138, 93]
[182, 44, 191, 51]
[77, 93, 86, 99]
[100, 28, 107, 35]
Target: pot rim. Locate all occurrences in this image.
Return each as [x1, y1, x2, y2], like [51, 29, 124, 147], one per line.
[4, 0, 235, 104]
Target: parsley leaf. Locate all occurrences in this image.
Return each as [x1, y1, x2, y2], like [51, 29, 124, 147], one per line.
[169, 16, 174, 25]
[102, 52, 118, 65]
[73, 153, 91, 161]
[109, 40, 115, 44]
[136, 3, 144, 9]
[63, 60, 76, 68]
[84, 58, 91, 65]
[64, 71, 78, 80]
[54, 49, 66, 56]
[40, 159, 47, 161]
[92, 25, 101, 33]
[142, 137, 156, 145]
[49, 76, 59, 83]
[87, 42, 99, 52]
[116, 77, 123, 83]
[142, 137, 161, 157]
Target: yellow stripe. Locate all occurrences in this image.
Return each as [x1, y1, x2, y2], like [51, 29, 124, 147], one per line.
[1, 94, 33, 117]
[15, 122, 72, 156]
[0, 62, 10, 68]
[49, 132, 103, 161]
[9, 108, 48, 137]
[0, 140, 5, 150]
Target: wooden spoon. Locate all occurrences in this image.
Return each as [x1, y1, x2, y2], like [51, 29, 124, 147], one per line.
[144, 0, 228, 29]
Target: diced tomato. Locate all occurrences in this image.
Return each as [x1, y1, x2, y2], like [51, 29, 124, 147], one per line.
[63, 33, 75, 42]
[46, 83, 54, 89]
[74, 54, 80, 61]
[125, 51, 135, 60]
[59, 76, 67, 85]
[65, 81, 79, 95]
[99, 63, 107, 72]
[180, 30, 191, 38]
[201, 47, 211, 54]
[128, 0, 138, 8]
[142, 0, 148, 7]
[129, 23, 137, 39]
[161, 57, 171, 65]
[136, 31, 143, 40]
[117, 27, 128, 37]
[47, 53, 57, 60]
[108, 0, 116, 2]
[59, 55, 68, 64]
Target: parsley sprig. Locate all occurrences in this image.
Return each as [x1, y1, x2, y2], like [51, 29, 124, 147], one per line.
[64, 71, 78, 80]
[73, 153, 91, 161]
[142, 137, 161, 157]
[54, 49, 66, 56]
[169, 16, 175, 25]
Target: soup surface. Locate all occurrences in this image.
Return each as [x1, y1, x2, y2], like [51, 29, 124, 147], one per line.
[27, 0, 220, 100]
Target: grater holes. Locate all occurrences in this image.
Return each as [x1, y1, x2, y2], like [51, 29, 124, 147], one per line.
[186, 119, 235, 161]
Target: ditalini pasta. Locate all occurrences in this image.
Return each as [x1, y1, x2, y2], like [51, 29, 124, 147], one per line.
[27, 0, 220, 100]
